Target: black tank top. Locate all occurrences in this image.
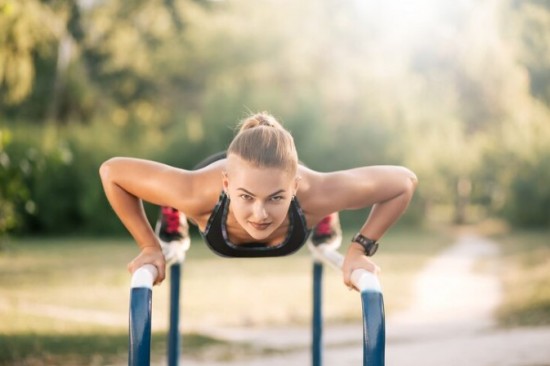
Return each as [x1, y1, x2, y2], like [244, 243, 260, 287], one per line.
[199, 192, 311, 258]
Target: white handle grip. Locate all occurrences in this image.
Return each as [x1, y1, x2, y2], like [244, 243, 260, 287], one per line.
[309, 242, 382, 293]
[130, 264, 158, 289]
[351, 269, 381, 292]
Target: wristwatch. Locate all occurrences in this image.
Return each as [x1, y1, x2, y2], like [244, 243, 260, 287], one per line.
[351, 233, 379, 256]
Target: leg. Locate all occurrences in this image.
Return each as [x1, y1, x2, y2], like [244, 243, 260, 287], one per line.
[167, 263, 181, 366]
[155, 208, 188, 365]
[312, 261, 324, 366]
[155, 207, 190, 264]
[310, 212, 342, 366]
[310, 212, 342, 250]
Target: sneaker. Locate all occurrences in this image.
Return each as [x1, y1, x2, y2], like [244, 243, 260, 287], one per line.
[310, 213, 342, 249]
[307, 213, 342, 262]
[155, 207, 191, 264]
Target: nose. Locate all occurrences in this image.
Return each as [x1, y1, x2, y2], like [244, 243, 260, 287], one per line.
[252, 202, 268, 221]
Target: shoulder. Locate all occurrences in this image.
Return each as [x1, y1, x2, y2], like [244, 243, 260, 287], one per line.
[177, 159, 226, 218]
[295, 165, 355, 213]
[294, 165, 334, 224]
[295, 164, 417, 217]
[100, 155, 227, 226]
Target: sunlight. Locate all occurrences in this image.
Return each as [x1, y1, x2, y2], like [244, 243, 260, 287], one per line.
[354, 0, 474, 46]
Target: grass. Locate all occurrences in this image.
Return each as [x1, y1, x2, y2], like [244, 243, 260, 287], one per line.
[489, 228, 550, 327]
[0, 226, 451, 365]
[0, 331, 245, 366]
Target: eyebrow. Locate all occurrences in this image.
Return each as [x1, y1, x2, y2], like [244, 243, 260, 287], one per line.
[237, 188, 286, 197]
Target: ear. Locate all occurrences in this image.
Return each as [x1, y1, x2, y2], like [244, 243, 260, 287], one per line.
[222, 171, 229, 193]
[293, 176, 301, 195]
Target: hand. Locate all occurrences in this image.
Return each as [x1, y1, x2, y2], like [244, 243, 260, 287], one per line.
[127, 245, 166, 285]
[342, 243, 381, 291]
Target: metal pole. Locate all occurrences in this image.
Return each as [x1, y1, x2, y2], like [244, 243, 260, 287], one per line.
[361, 290, 385, 366]
[312, 261, 323, 366]
[129, 265, 157, 366]
[309, 243, 385, 366]
[168, 263, 181, 366]
[129, 288, 153, 366]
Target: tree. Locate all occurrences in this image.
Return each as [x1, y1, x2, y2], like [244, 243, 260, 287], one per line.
[0, 0, 59, 105]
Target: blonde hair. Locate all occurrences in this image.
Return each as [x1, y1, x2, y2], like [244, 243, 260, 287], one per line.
[227, 112, 298, 175]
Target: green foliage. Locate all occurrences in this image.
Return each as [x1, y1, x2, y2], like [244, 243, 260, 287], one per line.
[0, 127, 35, 241]
[0, 0, 57, 104]
[503, 152, 550, 227]
[1, 0, 550, 233]
[508, 0, 550, 105]
[1, 121, 169, 235]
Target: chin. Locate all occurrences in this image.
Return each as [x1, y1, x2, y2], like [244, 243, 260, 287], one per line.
[246, 228, 274, 241]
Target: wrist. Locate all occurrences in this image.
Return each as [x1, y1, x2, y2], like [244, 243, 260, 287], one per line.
[141, 244, 162, 252]
[351, 233, 380, 256]
[349, 242, 365, 253]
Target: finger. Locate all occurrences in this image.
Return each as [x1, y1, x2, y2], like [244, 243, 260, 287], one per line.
[345, 274, 359, 292]
[343, 269, 352, 288]
[155, 262, 166, 285]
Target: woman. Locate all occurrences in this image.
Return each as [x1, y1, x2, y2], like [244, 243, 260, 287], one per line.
[99, 112, 417, 289]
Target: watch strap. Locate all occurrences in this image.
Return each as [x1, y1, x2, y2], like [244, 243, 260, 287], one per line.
[352, 233, 379, 256]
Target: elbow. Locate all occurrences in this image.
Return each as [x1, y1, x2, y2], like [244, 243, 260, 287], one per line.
[408, 169, 418, 190]
[402, 167, 418, 195]
[99, 157, 119, 184]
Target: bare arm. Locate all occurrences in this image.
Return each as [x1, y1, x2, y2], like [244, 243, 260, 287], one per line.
[332, 165, 418, 239]
[99, 157, 202, 283]
[311, 165, 418, 288]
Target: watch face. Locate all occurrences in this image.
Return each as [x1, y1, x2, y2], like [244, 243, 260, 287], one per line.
[353, 234, 379, 256]
[366, 242, 379, 256]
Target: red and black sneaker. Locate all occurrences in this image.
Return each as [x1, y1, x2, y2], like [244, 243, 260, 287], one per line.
[311, 213, 342, 247]
[155, 207, 190, 263]
[156, 207, 188, 242]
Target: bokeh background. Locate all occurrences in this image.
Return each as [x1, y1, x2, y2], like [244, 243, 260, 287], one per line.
[2, 0, 550, 235]
[1, 0, 549, 365]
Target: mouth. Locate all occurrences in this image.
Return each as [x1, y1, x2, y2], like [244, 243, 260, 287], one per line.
[249, 221, 272, 231]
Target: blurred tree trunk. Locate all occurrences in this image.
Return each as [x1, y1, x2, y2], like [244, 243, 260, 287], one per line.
[454, 177, 472, 224]
[46, 33, 73, 122]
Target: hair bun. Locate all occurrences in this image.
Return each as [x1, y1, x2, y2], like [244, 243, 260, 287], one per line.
[238, 112, 281, 133]
[228, 111, 298, 176]
[255, 114, 275, 127]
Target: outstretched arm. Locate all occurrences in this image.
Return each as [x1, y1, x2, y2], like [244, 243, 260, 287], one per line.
[315, 166, 418, 289]
[99, 157, 197, 284]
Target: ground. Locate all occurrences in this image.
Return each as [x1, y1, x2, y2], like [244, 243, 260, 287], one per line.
[168, 234, 550, 366]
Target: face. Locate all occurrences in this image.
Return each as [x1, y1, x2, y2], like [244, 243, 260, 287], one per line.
[223, 154, 299, 241]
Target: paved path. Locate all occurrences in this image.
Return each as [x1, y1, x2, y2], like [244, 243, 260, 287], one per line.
[171, 234, 550, 366]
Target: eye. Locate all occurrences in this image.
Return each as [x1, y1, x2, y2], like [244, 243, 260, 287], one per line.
[270, 195, 284, 202]
[240, 194, 253, 201]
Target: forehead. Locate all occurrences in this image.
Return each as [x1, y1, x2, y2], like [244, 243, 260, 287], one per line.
[226, 155, 294, 192]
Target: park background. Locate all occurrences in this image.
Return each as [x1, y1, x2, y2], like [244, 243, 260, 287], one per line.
[1, 0, 549, 365]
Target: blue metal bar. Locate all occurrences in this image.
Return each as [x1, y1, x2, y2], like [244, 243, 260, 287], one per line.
[312, 261, 323, 366]
[168, 263, 181, 366]
[129, 287, 153, 366]
[360, 290, 385, 366]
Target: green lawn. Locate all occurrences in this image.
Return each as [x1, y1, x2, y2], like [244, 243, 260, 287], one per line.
[491, 229, 550, 327]
[0, 226, 451, 365]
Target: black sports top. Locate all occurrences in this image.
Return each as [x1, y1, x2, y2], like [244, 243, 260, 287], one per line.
[199, 192, 311, 258]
